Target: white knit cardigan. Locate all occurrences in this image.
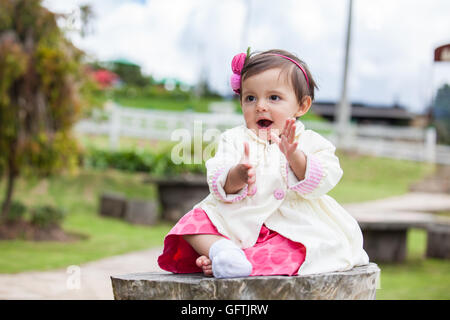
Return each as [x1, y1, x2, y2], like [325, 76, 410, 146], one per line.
[193, 120, 369, 275]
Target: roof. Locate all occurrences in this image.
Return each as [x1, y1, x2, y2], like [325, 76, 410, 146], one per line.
[312, 101, 416, 120]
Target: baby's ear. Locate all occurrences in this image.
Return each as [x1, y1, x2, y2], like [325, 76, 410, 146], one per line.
[295, 96, 312, 117]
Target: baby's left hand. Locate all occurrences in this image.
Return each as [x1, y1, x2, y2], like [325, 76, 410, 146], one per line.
[270, 118, 299, 161]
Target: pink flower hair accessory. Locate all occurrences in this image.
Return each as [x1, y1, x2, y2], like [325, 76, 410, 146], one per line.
[230, 52, 246, 94]
[231, 53, 246, 74]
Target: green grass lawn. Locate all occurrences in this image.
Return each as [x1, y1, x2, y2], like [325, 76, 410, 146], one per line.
[330, 151, 435, 203]
[0, 169, 173, 274]
[115, 96, 224, 113]
[376, 229, 450, 300]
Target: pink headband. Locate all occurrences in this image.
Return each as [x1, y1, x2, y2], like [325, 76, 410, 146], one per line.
[230, 52, 310, 94]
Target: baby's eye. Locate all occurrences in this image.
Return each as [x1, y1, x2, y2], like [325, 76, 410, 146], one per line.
[245, 95, 256, 102]
[270, 95, 280, 101]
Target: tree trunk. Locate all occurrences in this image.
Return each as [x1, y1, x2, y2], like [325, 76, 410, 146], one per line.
[1, 172, 17, 221]
[0, 156, 18, 222]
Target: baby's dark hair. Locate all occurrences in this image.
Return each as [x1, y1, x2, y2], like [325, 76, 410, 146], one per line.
[240, 49, 318, 104]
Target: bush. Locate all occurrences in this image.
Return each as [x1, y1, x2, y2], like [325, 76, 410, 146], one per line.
[84, 148, 155, 172]
[83, 144, 208, 177]
[112, 84, 191, 101]
[151, 151, 205, 177]
[30, 205, 66, 228]
[5, 201, 27, 222]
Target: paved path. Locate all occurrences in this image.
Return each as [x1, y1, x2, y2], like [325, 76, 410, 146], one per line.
[0, 247, 166, 300]
[1, 191, 450, 300]
[344, 192, 450, 226]
[344, 192, 450, 214]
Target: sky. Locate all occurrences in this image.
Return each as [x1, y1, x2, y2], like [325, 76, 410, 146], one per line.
[43, 0, 450, 114]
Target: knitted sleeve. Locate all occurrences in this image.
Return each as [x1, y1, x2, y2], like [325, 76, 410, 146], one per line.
[205, 131, 248, 203]
[286, 130, 343, 199]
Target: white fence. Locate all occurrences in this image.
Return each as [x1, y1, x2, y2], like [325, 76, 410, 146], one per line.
[74, 103, 450, 165]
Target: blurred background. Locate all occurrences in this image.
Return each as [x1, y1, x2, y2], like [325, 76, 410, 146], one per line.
[0, 0, 449, 300]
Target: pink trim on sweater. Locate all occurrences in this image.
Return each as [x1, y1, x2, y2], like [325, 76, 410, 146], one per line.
[288, 155, 324, 195]
[211, 166, 248, 202]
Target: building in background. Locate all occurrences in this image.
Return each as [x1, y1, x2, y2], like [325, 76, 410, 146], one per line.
[311, 101, 417, 126]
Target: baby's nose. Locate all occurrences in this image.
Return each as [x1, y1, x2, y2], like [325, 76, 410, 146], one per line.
[256, 102, 268, 112]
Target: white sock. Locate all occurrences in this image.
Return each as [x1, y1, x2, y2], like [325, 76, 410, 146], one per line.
[208, 239, 252, 278]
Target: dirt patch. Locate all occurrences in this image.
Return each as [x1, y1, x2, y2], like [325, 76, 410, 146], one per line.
[0, 220, 88, 242]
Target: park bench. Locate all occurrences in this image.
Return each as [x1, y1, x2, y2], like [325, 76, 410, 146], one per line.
[99, 193, 158, 225]
[111, 263, 380, 300]
[353, 211, 450, 262]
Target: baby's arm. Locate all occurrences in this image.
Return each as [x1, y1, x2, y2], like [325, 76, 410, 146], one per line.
[271, 118, 308, 182]
[206, 132, 252, 203]
[272, 119, 343, 199]
[287, 130, 343, 199]
[224, 142, 256, 194]
[285, 149, 307, 182]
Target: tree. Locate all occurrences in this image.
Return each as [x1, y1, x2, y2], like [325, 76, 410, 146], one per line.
[432, 84, 450, 144]
[0, 0, 88, 220]
[103, 59, 152, 87]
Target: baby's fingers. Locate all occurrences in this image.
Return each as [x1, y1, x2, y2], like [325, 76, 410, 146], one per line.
[248, 182, 256, 196]
[288, 122, 296, 143]
[247, 167, 256, 183]
[270, 131, 281, 145]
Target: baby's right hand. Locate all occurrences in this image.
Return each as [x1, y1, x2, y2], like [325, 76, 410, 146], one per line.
[235, 142, 256, 194]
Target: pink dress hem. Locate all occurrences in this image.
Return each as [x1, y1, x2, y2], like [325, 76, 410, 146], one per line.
[157, 207, 306, 276]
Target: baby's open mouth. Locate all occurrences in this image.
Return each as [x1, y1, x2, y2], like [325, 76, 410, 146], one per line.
[256, 119, 273, 129]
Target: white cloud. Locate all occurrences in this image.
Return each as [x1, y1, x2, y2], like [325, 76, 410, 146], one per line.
[43, 0, 450, 113]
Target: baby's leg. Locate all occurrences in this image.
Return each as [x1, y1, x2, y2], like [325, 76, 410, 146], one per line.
[183, 234, 223, 276]
[183, 234, 224, 257]
[183, 234, 252, 278]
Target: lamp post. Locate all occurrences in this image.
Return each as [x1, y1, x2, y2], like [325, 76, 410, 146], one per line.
[240, 0, 252, 51]
[335, 0, 353, 147]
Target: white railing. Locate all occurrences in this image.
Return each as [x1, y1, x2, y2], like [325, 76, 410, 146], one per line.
[74, 102, 450, 165]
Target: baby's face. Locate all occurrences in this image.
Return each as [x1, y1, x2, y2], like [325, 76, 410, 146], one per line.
[241, 67, 303, 141]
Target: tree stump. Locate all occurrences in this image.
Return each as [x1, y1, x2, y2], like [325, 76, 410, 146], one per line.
[111, 263, 380, 300]
[99, 193, 127, 219]
[426, 223, 450, 259]
[124, 199, 159, 226]
[145, 174, 209, 222]
[360, 222, 408, 263]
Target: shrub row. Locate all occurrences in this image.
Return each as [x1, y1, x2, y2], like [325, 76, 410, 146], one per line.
[83, 147, 206, 176]
[5, 201, 65, 228]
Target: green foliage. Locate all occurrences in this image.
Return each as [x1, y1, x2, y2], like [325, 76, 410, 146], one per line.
[83, 146, 206, 177]
[432, 83, 450, 144]
[21, 131, 82, 177]
[5, 200, 26, 222]
[0, 0, 91, 219]
[112, 84, 191, 101]
[151, 150, 205, 177]
[1, 197, 66, 228]
[84, 148, 155, 172]
[29, 205, 65, 228]
[109, 60, 152, 87]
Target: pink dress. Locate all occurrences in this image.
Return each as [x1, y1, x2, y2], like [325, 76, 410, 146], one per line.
[157, 207, 306, 276]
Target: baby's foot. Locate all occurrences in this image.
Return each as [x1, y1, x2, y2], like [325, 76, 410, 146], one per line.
[209, 239, 253, 278]
[196, 255, 213, 276]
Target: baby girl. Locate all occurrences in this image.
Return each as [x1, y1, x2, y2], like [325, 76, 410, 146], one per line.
[158, 49, 369, 278]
